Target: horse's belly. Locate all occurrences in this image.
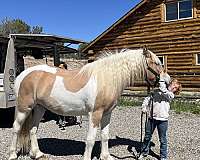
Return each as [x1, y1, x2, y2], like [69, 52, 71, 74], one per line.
[55, 99, 87, 116]
[42, 95, 88, 116]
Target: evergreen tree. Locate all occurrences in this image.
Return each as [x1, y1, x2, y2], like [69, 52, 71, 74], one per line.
[31, 26, 43, 34]
[0, 17, 43, 36]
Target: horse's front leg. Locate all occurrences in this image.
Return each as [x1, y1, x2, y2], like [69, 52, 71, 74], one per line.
[84, 110, 103, 160]
[100, 112, 114, 160]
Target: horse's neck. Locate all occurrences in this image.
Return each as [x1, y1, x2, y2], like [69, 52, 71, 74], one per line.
[93, 53, 146, 96]
[128, 55, 146, 86]
[125, 55, 146, 87]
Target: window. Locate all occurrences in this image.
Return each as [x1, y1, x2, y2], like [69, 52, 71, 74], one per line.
[196, 54, 200, 65]
[158, 56, 165, 66]
[165, 0, 192, 21]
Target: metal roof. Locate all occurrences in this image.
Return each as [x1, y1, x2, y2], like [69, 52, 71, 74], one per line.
[0, 33, 87, 55]
[0, 33, 86, 48]
[9, 33, 86, 45]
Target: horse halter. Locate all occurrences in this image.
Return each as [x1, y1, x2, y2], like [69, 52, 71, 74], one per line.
[144, 55, 160, 88]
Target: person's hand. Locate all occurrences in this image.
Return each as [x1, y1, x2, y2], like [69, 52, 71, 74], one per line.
[159, 71, 171, 85]
[160, 71, 166, 79]
[142, 108, 147, 113]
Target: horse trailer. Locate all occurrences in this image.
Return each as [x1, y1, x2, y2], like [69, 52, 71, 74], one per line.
[0, 34, 85, 108]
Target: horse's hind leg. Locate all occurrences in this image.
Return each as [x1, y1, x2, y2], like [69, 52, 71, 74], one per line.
[29, 105, 46, 159]
[9, 109, 31, 160]
[100, 112, 113, 160]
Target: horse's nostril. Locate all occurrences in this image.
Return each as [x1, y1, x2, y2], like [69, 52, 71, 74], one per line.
[148, 77, 155, 81]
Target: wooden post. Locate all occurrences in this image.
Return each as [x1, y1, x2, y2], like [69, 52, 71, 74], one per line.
[3, 36, 16, 108]
[53, 44, 60, 67]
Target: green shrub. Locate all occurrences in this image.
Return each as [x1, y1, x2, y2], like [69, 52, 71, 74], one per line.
[171, 100, 200, 115]
[118, 97, 200, 115]
[118, 98, 142, 107]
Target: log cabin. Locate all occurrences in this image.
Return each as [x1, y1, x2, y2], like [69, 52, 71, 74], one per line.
[82, 0, 200, 92]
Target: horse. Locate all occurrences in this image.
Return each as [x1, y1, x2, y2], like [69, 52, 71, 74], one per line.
[8, 48, 163, 160]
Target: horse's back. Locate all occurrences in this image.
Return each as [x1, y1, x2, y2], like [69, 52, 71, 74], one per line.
[15, 65, 57, 97]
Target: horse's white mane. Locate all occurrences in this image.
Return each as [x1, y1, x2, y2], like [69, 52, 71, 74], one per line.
[95, 49, 128, 60]
[78, 49, 147, 98]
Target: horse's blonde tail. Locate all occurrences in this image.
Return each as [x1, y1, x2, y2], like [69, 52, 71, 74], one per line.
[18, 111, 33, 155]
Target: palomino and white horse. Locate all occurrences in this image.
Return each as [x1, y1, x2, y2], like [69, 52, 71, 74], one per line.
[9, 48, 163, 160]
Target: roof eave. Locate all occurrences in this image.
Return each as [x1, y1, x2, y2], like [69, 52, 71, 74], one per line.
[9, 33, 87, 44]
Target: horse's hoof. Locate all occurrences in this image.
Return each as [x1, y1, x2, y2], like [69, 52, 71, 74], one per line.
[8, 153, 17, 160]
[8, 157, 17, 160]
[100, 155, 114, 160]
[36, 155, 49, 160]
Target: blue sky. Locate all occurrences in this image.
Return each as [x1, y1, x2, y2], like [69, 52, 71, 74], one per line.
[0, 0, 141, 43]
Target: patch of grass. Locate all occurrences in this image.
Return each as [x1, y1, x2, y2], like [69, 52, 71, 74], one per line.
[171, 100, 200, 115]
[118, 98, 142, 107]
[118, 97, 200, 115]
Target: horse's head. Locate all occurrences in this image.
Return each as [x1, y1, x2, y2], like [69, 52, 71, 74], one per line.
[143, 48, 163, 86]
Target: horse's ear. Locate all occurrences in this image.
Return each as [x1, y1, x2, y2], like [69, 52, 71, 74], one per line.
[143, 47, 151, 58]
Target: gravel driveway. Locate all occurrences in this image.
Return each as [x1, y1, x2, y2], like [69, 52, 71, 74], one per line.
[0, 106, 200, 160]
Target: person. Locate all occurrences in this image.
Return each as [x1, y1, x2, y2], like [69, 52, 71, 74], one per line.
[59, 62, 68, 70]
[57, 62, 68, 129]
[57, 62, 78, 129]
[138, 71, 182, 160]
[16, 52, 25, 76]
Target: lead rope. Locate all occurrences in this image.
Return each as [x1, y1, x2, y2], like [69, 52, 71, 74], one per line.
[138, 110, 148, 156]
[137, 88, 154, 160]
[79, 115, 83, 128]
[149, 91, 154, 142]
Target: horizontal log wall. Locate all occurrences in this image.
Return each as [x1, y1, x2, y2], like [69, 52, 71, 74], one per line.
[85, 0, 200, 92]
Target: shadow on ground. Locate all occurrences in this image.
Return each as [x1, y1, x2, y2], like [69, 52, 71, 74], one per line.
[0, 108, 78, 128]
[0, 108, 56, 128]
[39, 136, 159, 159]
[0, 107, 15, 128]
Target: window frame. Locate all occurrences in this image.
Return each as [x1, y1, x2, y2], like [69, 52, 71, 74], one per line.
[165, 0, 193, 22]
[158, 56, 165, 66]
[196, 53, 200, 65]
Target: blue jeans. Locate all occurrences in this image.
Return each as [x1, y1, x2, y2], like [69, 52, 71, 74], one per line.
[142, 118, 168, 159]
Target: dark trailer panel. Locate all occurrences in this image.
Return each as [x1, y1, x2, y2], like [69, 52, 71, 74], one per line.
[0, 34, 86, 108]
